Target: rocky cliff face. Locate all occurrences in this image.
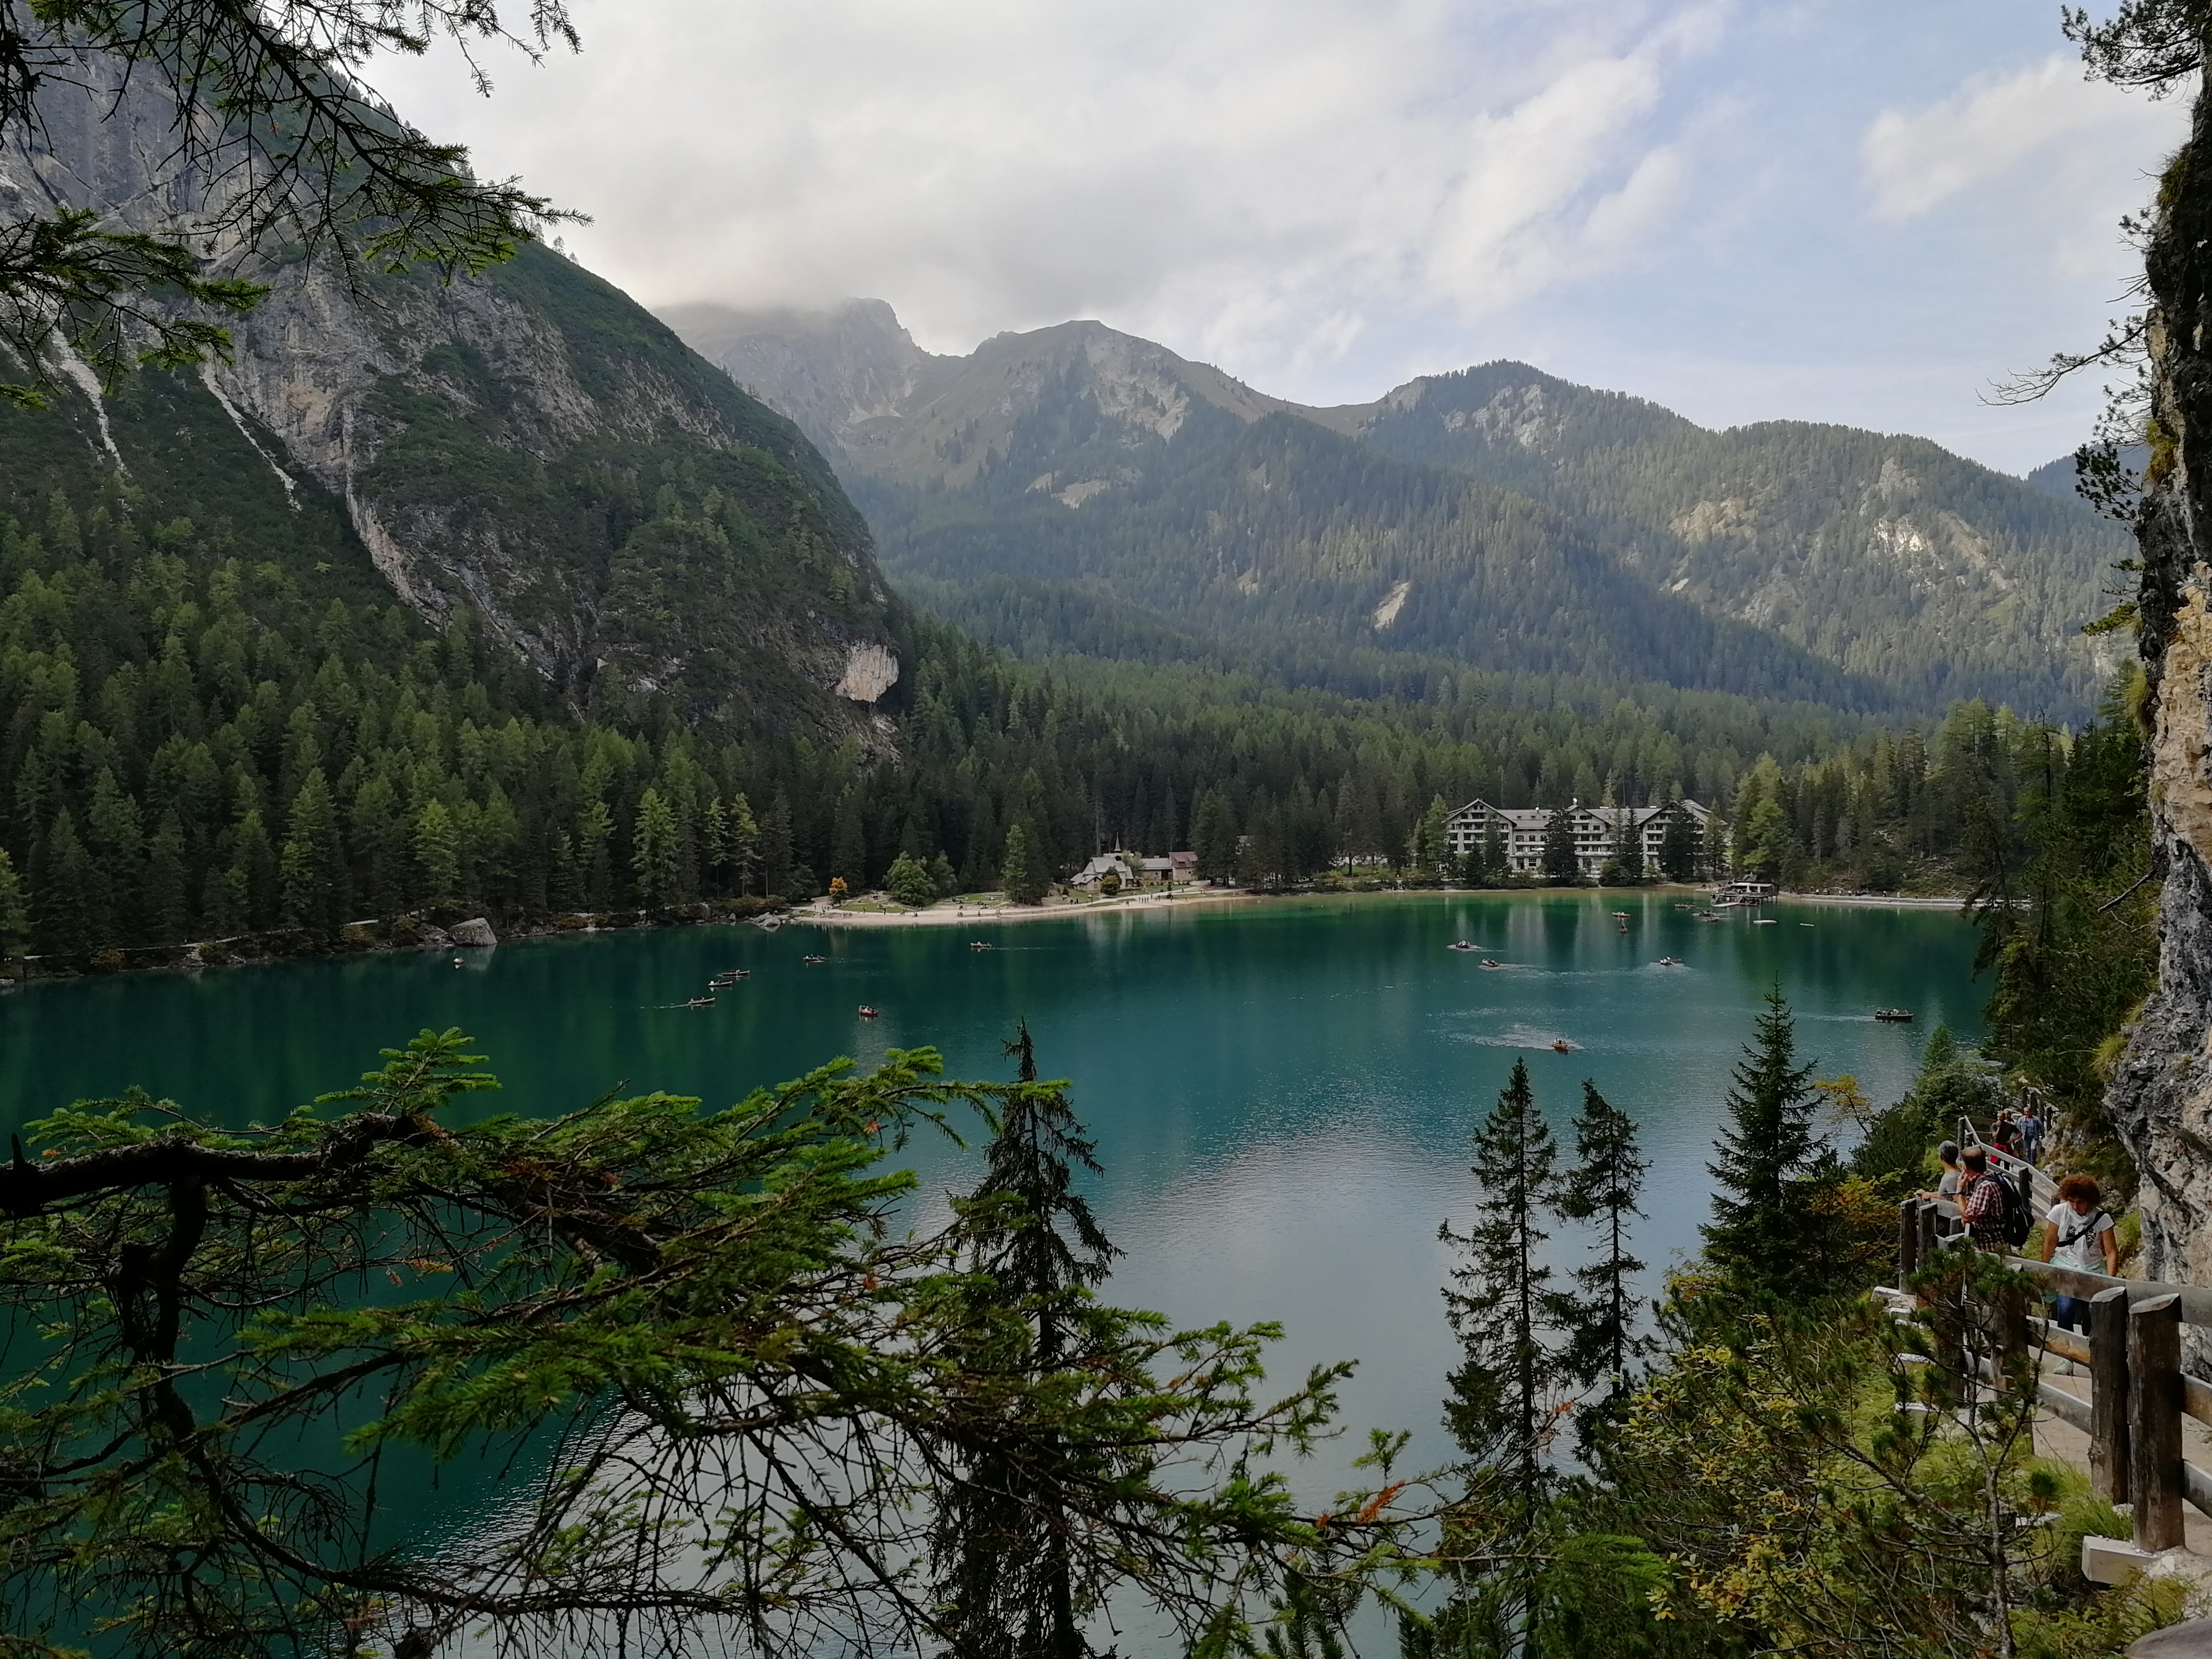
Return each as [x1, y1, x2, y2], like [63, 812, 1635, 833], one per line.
[0, 64, 904, 741]
[2108, 62, 2212, 1292]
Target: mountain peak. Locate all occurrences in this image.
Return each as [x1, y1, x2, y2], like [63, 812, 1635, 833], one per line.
[667, 297, 2129, 719]
[664, 300, 1304, 484]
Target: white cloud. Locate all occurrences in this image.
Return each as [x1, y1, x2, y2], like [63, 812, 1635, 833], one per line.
[1863, 53, 2171, 222]
[362, 3, 2192, 472]
[374, 0, 1699, 368]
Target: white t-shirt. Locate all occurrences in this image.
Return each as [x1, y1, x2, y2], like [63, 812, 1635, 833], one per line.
[1938, 1168, 1961, 1199]
[2046, 1202, 2115, 1273]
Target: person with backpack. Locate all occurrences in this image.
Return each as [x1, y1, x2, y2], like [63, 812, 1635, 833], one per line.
[2036, 1173, 2119, 1332]
[1958, 1146, 2030, 1253]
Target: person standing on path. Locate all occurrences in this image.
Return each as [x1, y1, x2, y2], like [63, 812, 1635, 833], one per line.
[1918, 1141, 1963, 1206]
[2036, 1173, 2119, 1332]
[1958, 1146, 2010, 1251]
[2020, 1100, 2045, 1167]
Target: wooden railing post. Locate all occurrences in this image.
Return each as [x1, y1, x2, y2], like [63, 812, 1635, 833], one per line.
[1919, 1199, 1943, 1263]
[2131, 1293, 2185, 1551]
[1899, 1199, 1920, 1286]
[2091, 1284, 2132, 1503]
[1992, 1279, 2030, 1366]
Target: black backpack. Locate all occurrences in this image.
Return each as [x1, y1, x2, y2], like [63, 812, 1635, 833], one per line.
[1999, 1168, 2034, 1249]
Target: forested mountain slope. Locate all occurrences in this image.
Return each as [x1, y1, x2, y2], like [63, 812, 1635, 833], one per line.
[1326, 363, 2128, 716]
[4, 69, 904, 743]
[675, 303, 2129, 719]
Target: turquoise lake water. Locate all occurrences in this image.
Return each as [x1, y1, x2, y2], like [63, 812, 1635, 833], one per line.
[2, 891, 1981, 1507]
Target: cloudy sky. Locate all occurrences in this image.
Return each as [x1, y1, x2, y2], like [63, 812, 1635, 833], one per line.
[375, 1, 2184, 474]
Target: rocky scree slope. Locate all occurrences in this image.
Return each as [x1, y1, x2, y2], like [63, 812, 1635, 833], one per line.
[673, 302, 2129, 720]
[0, 69, 904, 741]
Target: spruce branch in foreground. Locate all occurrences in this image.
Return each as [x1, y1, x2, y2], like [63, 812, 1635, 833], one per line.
[0, 1027, 1426, 1659]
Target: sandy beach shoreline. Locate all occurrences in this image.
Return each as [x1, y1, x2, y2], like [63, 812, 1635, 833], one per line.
[788, 884, 1969, 930]
[791, 887, 1259, 928]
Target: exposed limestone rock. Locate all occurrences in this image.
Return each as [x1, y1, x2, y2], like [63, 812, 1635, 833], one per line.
[1671, 498, 1755, 542]
[0, 52, 904, 748]
[449, 918, 498, 948]
[835, 644, 899, 704]
[1371, 580, 1410, 630]
[1462, 382, 1561, 451]
[2105, 62, 2212, 1323]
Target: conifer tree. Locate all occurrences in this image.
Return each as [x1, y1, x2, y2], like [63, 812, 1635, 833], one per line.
[1001, 822, 1047, 905]
[349, 777, 408, 918]
[1458, 845, 1486, 889]
[1440, 1059, 1571, 1496]
[85, 768, 143, 942]
[143, 812, 189, 942]
[34, 809, 95, 954]
[0, 845, 28, 956]
[1191, 790, 1238, 880]
[200, 866, 239, 938]
[578, 798, 615, 908]
[632, 788, 681, 909]
[1409, 794, 1451, 883]
[1556, 1083, 1650, 1411]
[548, 829, 582, 912]
[1702, 812, 1729, 879]
[1702, 988, 1830, 1301]
[1541, 806, 1579, 885]
[1434, 1060, 1580, 1656]
[831, 785, 868, 892]
[280, 768, 346, 939]
[473, 786, 521, 911]
[702, 797, 731, 895]
[229, 808, 282, 932]
[411, 801, 459, 910]
[1483, 818, 1506, 883]
[761, 790, 795, 897]
[727, 792, 761, 896]
[1659, 811, 1698, 881]
[933, 1022, 1119, 1659]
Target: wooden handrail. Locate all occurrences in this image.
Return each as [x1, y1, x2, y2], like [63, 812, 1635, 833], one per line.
[2003, 1255, 2212, 1331]
[1895, 1204, 2209, 1539]
[1957, 1114, 2060, 1209]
